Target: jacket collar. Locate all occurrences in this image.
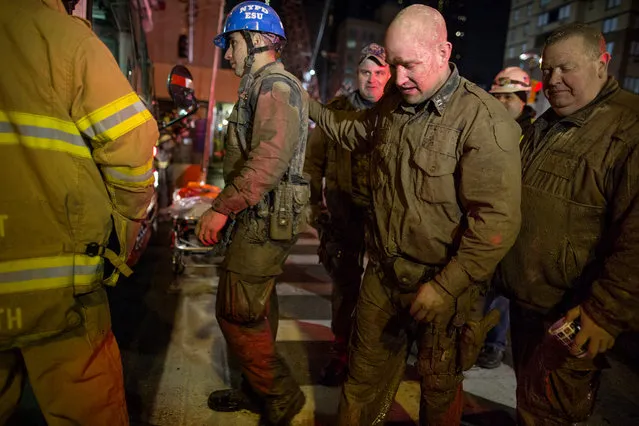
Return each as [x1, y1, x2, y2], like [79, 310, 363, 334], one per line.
[396, 63, 460, 116]
[429, 63, 460, 115]
[517, 105, 536, 125]
[348, 91, 375, 110]
[251, 61, 283, 79]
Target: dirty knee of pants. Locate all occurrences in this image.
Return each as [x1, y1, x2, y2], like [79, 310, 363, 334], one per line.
[216, 271, 276, 324]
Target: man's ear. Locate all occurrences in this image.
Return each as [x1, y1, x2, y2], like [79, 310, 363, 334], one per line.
[439, 41, 452, 65]
[597, 52, 611, 78]
[252, 33, 265, 47]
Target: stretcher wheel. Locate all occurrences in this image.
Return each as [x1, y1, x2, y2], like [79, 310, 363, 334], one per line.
[172, 252, 186, 275]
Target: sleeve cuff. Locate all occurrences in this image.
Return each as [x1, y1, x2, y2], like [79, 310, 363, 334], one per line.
[309, 99, 322, 122]
[581, 299, 624, 338]
[210, 197, 233, 216]
[433, 258, 473, 298]
[210, 186, 248, 216]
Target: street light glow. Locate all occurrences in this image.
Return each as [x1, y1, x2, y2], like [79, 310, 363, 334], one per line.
[520, 52, 542, 64]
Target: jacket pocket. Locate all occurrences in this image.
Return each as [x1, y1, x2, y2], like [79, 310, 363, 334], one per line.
[414, 148, 457, 204]
[220, 275, 276, 323]
[539, 152, 579, 180]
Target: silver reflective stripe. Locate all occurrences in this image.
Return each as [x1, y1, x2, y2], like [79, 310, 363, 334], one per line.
[0, 120, 86, 147]
[104, 167, 154, 183]
[17, 124, 86, 147]
[82, 101, 147, 139]
[0, 264, 99, 283]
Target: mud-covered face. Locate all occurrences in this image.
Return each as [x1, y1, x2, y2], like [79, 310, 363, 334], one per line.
[385, 27, 449, 105]
[224, 32, 249, 77]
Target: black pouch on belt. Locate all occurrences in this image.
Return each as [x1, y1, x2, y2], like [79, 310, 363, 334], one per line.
[383, 256, 439, 292]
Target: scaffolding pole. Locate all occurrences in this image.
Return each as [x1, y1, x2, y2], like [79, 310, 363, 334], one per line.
[201, 0, 225, 183]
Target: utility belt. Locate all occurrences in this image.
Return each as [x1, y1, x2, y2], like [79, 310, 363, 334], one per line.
[377, 255, 441, 293]
[248, 175, 310, 241]
[374, 254, 500, 371]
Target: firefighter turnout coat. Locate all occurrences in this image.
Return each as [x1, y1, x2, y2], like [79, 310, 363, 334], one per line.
[0, 0, 158, 349]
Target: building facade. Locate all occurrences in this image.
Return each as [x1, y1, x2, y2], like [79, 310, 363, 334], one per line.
[504, 0, 639, 95]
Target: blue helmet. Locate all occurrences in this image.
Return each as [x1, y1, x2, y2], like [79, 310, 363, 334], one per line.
[214, 1, 286, 49]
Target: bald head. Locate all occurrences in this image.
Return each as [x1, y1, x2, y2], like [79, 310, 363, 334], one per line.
[390, 5, 448, 48]
[385, 5, 452, 104]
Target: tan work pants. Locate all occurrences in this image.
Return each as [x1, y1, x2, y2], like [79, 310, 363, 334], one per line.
[0, 288, 129, 426]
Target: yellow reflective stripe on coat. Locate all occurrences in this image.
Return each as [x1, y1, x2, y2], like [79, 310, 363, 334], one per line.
[103, 157, 154, 187]
[76, 92, 153, 143]
[0, 255, 102, 294]
[0, 110, 91, 158]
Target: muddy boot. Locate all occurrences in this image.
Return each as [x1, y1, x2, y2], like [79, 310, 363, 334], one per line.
[260, 389, 306, 426]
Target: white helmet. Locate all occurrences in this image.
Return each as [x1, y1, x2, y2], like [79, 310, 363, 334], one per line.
[490, 67, 531, 94]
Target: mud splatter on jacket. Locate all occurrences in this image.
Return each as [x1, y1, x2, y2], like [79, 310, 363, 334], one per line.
[309, 65, 522, 297]
[499, 77, 639, 337]
[211, 62, 308, 216]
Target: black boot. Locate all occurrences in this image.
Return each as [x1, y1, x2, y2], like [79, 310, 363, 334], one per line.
[318, 357, 348, 387]
[476, 346, 504, 369]
[207, 387, 261, 413]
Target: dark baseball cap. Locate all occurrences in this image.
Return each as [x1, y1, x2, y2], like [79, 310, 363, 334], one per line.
[359, 43, 387, 67]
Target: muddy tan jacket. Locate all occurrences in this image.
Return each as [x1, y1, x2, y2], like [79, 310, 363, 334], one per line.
[304, 91, 373, 226]
[0, 0, 158, 348]
[212, 62, 308, 216]
[499, 77, 639, 337]
[309, 65, 522, 297]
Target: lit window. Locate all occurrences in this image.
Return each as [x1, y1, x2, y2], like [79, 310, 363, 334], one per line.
[559, 5, 571, 20]
[607, 0, 622, 9]
[538, 12, 549, 27]
[606, 41, 614, 54]
[540, 0, 550, 6]
[624, 77, 639, 94]
[522, 43, 528, 53]
[603, 17, 618, 33]
[509, 47, 515, 58]
[346, 39, 356, 49]
[514, 9, 520, 22]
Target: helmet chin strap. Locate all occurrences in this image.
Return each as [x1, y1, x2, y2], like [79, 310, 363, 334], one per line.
[240, 31, 271, 76]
